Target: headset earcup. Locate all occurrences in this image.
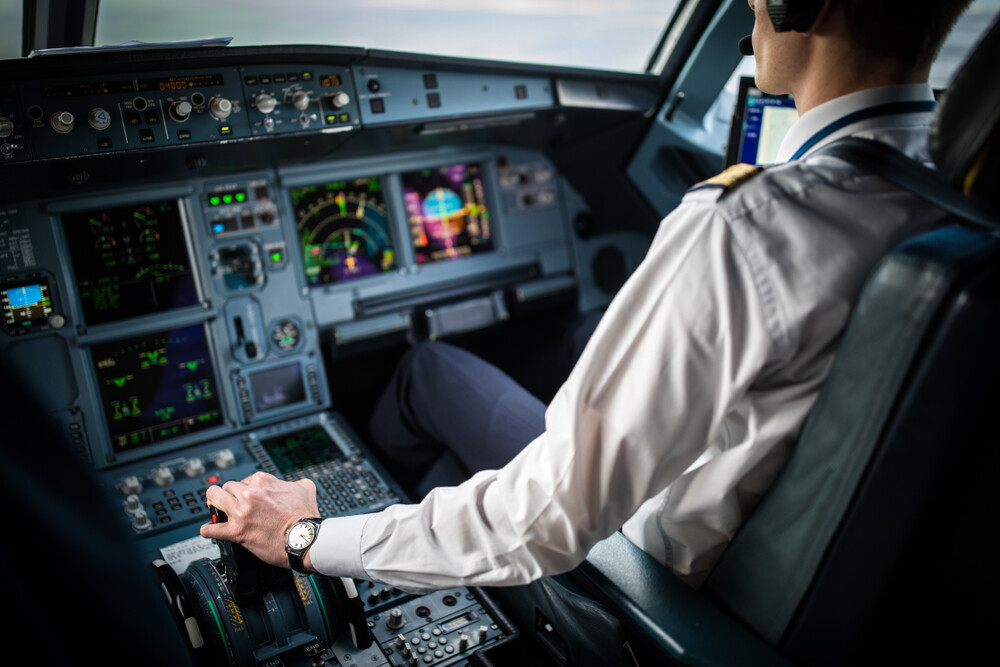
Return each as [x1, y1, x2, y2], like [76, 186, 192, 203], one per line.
[767, 0, 823, 33]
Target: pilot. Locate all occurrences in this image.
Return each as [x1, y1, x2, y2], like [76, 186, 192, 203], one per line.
[202, 0, 973, 592]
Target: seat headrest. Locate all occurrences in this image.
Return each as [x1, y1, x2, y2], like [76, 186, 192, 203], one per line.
[929, 16, 1000, 211]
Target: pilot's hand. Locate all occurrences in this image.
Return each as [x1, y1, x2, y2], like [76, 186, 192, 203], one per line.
[200, 472, 320, 570]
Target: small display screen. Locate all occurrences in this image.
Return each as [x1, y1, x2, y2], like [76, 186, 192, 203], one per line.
[91, 324, 224, 452]
[61, 200, 198, 326]
[402, 163, 493, 264]
[249, 362, 307, 414]
[41, 73, 225, 98]
[726, 76, 798, 167]
[1, 279, 54, 332]
[260, 425, 345, 475]
[441, 613, 476, 632]
[290, 176, 396, 287]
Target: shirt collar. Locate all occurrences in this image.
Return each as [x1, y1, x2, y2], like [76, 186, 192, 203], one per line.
[775, 83, 936, 163]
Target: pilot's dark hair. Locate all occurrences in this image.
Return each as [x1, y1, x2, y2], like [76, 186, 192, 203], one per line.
[838, 0, 973, 67]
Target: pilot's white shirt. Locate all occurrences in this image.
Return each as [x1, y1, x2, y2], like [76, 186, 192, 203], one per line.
[312, 83, 946, 591]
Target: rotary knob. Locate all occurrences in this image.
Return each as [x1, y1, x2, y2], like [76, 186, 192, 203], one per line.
[327, 91, 351, 110]
[255, 93, 277, 114]
[50, 111, 75, 134]
[153, 465, 175, 487]
[170, 100, 193, 122]
[214, 447, 236, 469]
[184, 457, 206, 478]
[0, 116, 13, 138]
[88, 108, 111, 130]
[291, 91, 311, 111]
[121, 474, 144, 495]
[210, 97, 233, 120]
[124, 494, 143, 515]
[386, 608, 404, 630]
[131, 507, 152, 531]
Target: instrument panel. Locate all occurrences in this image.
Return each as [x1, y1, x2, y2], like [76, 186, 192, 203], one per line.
[0, 43, 656, 667]
[0, 141, 569, 469]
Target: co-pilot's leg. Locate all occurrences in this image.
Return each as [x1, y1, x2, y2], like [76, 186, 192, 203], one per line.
[368, 342, 546, 476]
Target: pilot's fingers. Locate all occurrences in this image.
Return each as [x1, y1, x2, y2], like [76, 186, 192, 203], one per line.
[200, 518, 229, 540]
[205, 482, 239, 514]
[201, 484, 237, 539]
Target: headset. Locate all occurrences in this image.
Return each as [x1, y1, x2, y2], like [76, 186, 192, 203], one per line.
[741, 0, 824, 53]
[767, 0, 824, 33]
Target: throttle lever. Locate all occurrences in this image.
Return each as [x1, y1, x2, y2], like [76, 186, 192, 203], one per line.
[208, 504, 292, 599]
[325, 575, 374, 649]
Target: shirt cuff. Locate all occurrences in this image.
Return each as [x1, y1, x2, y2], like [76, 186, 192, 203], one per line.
[309, 513, 372, 580]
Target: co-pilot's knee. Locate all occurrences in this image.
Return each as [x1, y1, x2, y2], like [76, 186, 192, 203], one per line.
[400, 340, 459, 376]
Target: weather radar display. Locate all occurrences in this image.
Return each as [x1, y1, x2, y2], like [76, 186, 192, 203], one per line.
[290, 176, 396, 287]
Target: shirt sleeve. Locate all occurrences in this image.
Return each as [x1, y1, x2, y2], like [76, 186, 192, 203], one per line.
[310, 191, 776, 591]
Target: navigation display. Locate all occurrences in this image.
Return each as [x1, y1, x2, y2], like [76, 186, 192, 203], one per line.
[91, 324, 223, 452]
[402, 162, 493, 264]
[290, 176, 396, 287]
[61, 200, 198, 326]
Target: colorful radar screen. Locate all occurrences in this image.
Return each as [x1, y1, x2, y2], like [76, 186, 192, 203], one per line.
[402, 162, 493, 264]
[290, 176, 396, 287]
[90, 323, 224, 452]
[61, 200, 198, 326]
[1, 279, 54, 333]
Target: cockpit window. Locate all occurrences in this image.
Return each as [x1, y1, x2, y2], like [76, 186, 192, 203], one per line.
[90, 0, 681, 73]
[931, 0, 1000, 89]
[0, 1, 21, 59]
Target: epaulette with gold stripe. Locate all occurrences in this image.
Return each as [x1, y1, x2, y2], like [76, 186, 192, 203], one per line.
[690, 162, 761, 194]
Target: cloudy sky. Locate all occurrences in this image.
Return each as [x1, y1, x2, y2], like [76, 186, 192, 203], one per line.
[3, 1, 997, 88]
[89, 0, 679, 73]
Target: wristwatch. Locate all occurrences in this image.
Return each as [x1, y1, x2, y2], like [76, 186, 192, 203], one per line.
[285, 517, 322, 573]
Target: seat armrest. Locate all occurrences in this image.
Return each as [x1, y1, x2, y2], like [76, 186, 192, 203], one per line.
[572, 532, 794, 667]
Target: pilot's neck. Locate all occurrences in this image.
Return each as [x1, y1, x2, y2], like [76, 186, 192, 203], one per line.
[790, 42, 931, 116]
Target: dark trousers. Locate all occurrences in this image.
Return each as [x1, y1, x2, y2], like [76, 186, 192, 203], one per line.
[367, 311, 602, 489]
[368, 341, 547, 483]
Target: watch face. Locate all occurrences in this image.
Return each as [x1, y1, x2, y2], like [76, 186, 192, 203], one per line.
[287, 521, 316, 550]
